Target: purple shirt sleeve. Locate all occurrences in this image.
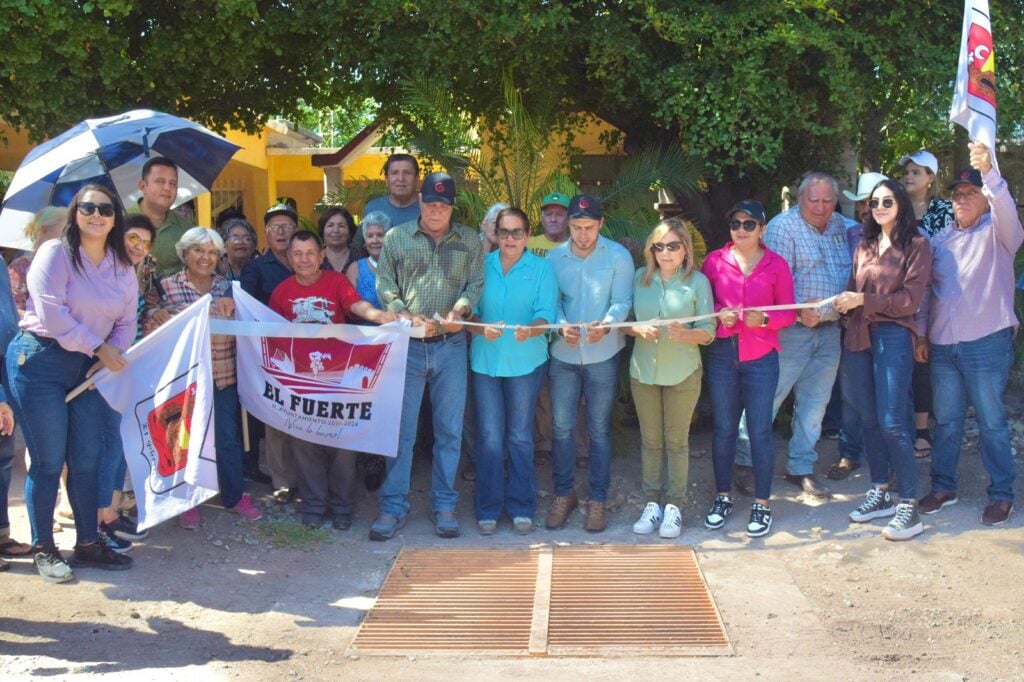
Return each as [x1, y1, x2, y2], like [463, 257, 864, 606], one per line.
[22, 241, 139, 355]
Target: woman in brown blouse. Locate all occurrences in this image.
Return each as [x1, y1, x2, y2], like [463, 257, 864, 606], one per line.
[834, 179, 932, 542]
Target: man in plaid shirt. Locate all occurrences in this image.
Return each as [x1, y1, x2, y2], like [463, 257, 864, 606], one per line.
[736, 172, 851, 499]
[371, 172, 484, 540]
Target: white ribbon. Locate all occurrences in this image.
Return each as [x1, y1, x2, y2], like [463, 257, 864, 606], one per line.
[432, 295, 839, 332]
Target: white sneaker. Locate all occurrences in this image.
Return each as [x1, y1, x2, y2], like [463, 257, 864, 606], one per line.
[632, 502, 662, 534]
[659, 504, 683, 538]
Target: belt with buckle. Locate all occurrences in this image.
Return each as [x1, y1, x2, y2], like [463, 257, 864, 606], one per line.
[413, 331, 459, 344]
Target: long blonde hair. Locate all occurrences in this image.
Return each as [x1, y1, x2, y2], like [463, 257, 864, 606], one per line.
[640, 218, 696, 287]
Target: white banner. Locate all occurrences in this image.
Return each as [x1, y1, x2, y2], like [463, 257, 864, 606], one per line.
[91, 296, 219, 531]
[231, 284, 409, 457]
[950, 0, 999, 168]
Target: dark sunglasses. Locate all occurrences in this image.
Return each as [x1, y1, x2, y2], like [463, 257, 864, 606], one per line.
[728, 219, 759, 232]
[651, 241, 683, 253]
[496, 227, 527, 240]
[78, 202, 116, 218]
[869, 197, 896, 209]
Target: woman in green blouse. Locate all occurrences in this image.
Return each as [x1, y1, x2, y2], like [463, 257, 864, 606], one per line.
[626, 218, 715, 538]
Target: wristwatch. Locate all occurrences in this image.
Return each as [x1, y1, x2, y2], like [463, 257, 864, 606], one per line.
[760, 314, 770, 328]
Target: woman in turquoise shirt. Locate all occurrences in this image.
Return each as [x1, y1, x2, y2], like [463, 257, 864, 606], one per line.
[626, 218, 715, 538]
[469, 208, 558, 536]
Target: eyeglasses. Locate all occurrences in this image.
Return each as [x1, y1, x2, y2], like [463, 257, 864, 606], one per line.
[869, 197, 896, 209]
[651, 241, 683, 253]
[495, 227, 527, 240]
[78, 202, 116, 218]
[266, 223, 294, 233]
[951, 190, 981, 203]
[125, 232, 152, 251]
[227, 234, 255, 243]
[728, 219, 759, 232]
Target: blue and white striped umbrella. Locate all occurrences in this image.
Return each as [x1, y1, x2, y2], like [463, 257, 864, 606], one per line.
[0, 109, 240, 250]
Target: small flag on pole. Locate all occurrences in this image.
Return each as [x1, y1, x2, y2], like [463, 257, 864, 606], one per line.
[950, 0, 998, 169]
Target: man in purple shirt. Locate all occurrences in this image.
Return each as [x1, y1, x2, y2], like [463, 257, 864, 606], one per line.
[916, 142, 1023, 526]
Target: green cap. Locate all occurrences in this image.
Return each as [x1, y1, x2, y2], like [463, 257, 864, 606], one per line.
[541, 192, 570, 209]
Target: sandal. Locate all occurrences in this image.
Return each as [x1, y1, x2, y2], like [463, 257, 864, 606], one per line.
[825, 457, 860, 481]
[914, 429, 932, 459]
[0, 537, 33, 557]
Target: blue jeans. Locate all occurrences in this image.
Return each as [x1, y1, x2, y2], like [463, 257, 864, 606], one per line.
[929, 328, 1015, 501]
[843, 324, 917, 499]
[707, 338, 780, 500]
[5, 332, 114, 547]
[97, 407, 125, 509]
[549, 352, 620, 502]
[737, 324, 841, 475]
[837, 328, 865, 464]
[472, 363, 546, 521]
[214, 383, 246, 509]
[0, 431, 13, 531]
[379, 334, 467, 517]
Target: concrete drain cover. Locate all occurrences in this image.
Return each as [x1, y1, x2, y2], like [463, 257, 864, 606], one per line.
[351, 545, 730, 656]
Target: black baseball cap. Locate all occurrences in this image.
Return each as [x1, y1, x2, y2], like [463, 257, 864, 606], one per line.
[421, 172, 456, 205]
[568, 194, 603, 220]
[948, 168, 983, 190]
[726, 199, 767, 224]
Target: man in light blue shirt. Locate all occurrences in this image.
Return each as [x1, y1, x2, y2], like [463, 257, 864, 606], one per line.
[363, 153, 421, 228]
[545, 194, 633, 532]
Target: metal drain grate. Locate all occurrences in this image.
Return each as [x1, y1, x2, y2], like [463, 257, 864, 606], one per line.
[351, 545, 730, 656]
[547, 545, 729, 655]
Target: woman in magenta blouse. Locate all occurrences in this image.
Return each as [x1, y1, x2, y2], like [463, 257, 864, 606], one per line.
[4, 185, 138, 583]
[700, 200, 795, 538]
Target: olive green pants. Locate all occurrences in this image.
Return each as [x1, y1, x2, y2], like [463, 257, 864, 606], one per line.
[630, 369, 702, 508]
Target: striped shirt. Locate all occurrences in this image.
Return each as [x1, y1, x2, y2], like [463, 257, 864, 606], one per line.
[376, 220, 484, 318]
[765, 207, 851, 322]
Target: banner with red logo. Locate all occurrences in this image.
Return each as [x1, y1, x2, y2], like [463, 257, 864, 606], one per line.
[950, 0, 998, 166]
[230, 286, 409, 457]
[92, 296, 220, 531]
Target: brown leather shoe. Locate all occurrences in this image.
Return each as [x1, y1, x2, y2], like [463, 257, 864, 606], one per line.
[918, 490, 958, 515]
[982, 499, 1013, 526]
[584, 500, 607, 533]
[545, 492, 578, 530]
[784, 474, 831, 499]
[826, 457, 860, 481]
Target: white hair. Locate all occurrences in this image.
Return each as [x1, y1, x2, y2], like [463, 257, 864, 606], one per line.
[482, 202, 509, 223]
[361, 211, 392, 237]
[175, 227, 225, 261]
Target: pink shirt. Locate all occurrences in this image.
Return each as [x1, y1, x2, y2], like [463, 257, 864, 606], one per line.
[701, 244, 796, 361]
[21, 240, 139, 354]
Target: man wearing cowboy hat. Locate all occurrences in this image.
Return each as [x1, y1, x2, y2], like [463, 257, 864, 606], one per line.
[372, 172, 484, 540]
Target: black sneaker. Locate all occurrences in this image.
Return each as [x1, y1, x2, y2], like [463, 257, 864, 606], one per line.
[332, 514, 352, 531]
[882, 501, 924, 541]
[107, 513, 148, 541]
[98, 523, 133, 553]
[70, 542, 133, 571]
[704, 495, 733, 530]
[747, 503, 773, 537]
[33, 545, 73, 583]
[849, 488, 896, 523]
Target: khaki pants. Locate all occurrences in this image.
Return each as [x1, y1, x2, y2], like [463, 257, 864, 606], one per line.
[630, 369, 702, 508]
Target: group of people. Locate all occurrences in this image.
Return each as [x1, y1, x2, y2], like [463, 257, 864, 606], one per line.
[0, 141, 1018, 584]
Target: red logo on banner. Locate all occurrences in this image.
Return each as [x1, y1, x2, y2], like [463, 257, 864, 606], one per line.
[147, 383, 197, 477]
[967, 23, 996, 106]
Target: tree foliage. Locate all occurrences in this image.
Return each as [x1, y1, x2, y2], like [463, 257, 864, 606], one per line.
[3, 1, 1022, 231]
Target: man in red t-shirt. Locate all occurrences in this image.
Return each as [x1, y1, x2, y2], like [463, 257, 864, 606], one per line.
[270, 231, 395, 529]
